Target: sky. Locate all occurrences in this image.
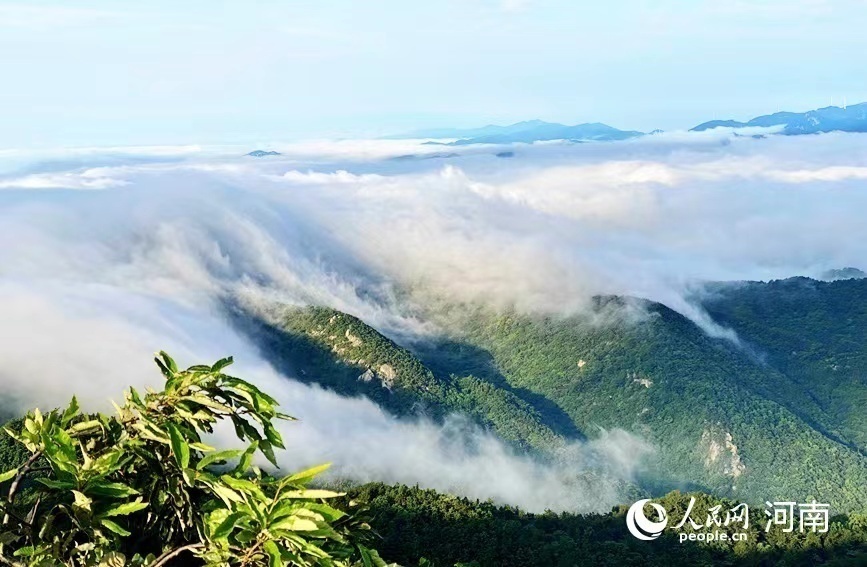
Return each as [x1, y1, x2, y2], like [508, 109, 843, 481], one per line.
[1, 0, 866, 148]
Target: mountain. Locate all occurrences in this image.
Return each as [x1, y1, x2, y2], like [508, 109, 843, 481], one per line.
[238, 306, 567, 451]
[246, 149, 281, 157]
[388, 102, 867, 145]
[388, 120, 644, 145]
[239, 278, 867, 513]
[446, 122, 644, 145]
[691, 103, 867, 135]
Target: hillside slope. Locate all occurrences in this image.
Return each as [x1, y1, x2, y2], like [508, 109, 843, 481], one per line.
[702, 277, 867, 452]
[425, 297, 867, 512]
[240, 279, 867, 513]
[241, 306, 564, 451]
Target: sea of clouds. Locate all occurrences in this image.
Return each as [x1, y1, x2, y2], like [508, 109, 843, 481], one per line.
[2, 129, 866, 511]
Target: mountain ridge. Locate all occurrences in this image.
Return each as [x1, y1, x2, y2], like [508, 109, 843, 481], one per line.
[236, 277, 867, 513]
[384, 102, 867, 145]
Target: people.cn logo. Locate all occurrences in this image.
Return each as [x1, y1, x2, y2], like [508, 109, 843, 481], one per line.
[625, 499, 669, 540]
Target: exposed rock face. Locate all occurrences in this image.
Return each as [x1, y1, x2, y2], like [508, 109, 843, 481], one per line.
[355, 364, 395, 390]
[377, 364, 397, 389]
[345, 329, 363, 347]
[701, 427, 746, 479]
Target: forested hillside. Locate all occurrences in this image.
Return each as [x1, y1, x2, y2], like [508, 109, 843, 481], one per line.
[347, 483, 867, 567]
[240, 278, 867, 513]
[702, 277, 867, 453]
[244, 306, 563, 451]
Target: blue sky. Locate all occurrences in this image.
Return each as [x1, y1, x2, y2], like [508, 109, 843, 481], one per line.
[1, 0, 866, 148]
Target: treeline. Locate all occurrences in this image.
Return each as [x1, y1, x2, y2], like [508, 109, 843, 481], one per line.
[347, 483, 867, 567]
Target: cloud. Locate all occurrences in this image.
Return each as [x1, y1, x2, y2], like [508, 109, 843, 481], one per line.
[0, 283, 647, 514]
[1, 130, 866, 508]
[0, 167, 130, 190]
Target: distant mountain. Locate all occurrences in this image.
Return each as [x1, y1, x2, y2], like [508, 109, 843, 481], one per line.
[246, 150, 281, 157]
[389, 152, 459, 161]
[446, 122, 644, 145]
[387, 102, 867, 146]
[691, 103, 867, 135]
[388, 120, 644, 145]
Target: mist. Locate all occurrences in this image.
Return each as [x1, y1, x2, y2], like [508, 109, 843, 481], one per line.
[2, 130, 867, 511]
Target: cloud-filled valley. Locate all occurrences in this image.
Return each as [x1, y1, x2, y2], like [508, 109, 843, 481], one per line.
[2, 130, 867, 512]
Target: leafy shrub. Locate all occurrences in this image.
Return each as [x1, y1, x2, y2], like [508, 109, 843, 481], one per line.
[0, 352, 386, 567]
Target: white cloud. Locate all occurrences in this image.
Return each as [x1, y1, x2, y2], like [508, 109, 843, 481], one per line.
[0, 167, 129, 190]
[2, 130, 866, 508]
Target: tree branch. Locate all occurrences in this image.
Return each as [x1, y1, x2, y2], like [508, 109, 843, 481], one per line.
[0, 554, 25, 567]
[2, 452, 42, 526]
[150, 543, 204, 567]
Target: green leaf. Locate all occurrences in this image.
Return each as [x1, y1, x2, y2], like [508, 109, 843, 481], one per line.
[259, 439, 278, 468]
[221, 475, 267, 501]
[359, 545, 387, 567]
[281, 489, 343, 499]
[85, 481, 139, 498]
[166, 422, 190, 470]
[212, 511, 245, 539]
[70, 419, 102, 434]
[210, 356, 234, 373]
[13, 546, 37, 557]
[35, 477, 76, 490]
[72, 490, 92, 512]
[264, 424, 284, 450]
[101, 500, 148, 518]
[233, 441, 258, 475]
[99, 518, 131, 537]
[360, 546, 374, 567]
[207, 482, 244, 506]
[90, 449, 124, 475]
[154, 351, 178, 378]
[180, 394, 232, 414]
[127, 387, 143, 406]
[61, 396, 80, 426]
[263, 540, 282, 567]
[285, 463, 330, 484]
[270, 516, 319, 532]
[197, 449, 243, 471]
[0, 467, 19, 484]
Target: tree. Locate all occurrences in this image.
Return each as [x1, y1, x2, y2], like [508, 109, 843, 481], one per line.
[0, 352, 387, 567]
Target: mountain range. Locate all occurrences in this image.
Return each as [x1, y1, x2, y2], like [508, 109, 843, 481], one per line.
[691, 103, 867, 134]
[386, 102, 867, 145]
[234, 274, 867, 514]
[393, 120, 644, 145]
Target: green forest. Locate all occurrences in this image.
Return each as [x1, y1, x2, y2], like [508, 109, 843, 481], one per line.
[1, 357, 866, 566]
[4, 276, 867, 565]
[241, 279, 867, 514]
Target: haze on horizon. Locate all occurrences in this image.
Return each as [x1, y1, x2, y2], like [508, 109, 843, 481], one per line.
[2, 0, 867, 148]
